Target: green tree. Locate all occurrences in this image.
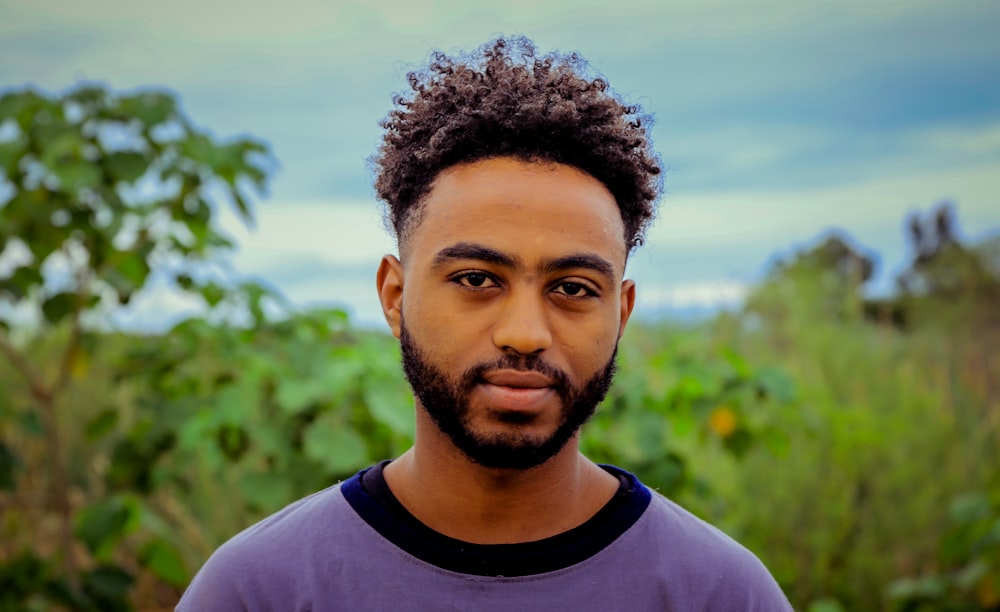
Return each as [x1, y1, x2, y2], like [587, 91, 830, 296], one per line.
[896, 202, 1000, 332]
[0, 84, 270, 608]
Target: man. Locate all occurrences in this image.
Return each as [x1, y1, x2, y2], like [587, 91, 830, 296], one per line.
[178, 37, 792, 610]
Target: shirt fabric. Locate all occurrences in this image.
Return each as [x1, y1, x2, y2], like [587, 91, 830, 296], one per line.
[177, 463, 792, 611]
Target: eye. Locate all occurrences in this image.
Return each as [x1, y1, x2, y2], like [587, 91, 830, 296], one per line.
[453, 272, 497, 290]
[552, 281, 596, 298]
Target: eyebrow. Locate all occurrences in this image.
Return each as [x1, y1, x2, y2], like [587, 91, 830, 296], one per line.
[433, 243, 517, 269]
[432, 242, 616, 283]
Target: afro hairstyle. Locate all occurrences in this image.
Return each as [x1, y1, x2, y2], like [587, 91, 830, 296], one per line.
[372, 36, 662, 252]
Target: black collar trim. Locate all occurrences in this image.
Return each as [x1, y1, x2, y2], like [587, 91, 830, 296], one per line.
[341, 461, 651, 577]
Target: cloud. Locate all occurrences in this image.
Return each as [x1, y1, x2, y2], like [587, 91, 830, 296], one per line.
[219, 199, 396, 266]
[635, 280, 748, 311]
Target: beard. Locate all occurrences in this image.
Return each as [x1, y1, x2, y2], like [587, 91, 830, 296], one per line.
[399, 322, 618, 470]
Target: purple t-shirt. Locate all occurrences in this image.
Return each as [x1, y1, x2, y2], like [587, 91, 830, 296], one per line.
[177, 464, 792, 611]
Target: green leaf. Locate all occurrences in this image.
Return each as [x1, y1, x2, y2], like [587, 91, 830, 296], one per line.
[0, 133, 27, 178]
[232, 190, 253, 224]
[0, 266, 44, 300]
[138, 538, 189, 586]
[216, 424, 250, 462]
[950, 493, 991, 524]
[239, 471, 294, 513]
[51, 159, 102, 191]
[75, 497, 140, 558]
[754, 367, 796, 404]
[0, 441, 21, 490]
[275, 377, 331, 415]
[81, 565, 133, 612]
[364, 380, 415, 437]
[106, 425, 176, 493]
[806, 597, 847, 612]
[41, 292, 77, 325]
[103, 151, 148, 183]
[84, 408, 119, 442]
[105, 256, 151, 302]
[66, 85, 107, 108]
[303, 415, 369, 475]
[199, 282, 226, 307]
[119, 92, 175, 127]
[0, 90, 46, 130]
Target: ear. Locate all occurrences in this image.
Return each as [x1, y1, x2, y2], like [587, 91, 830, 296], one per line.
[376, 255, 404, 338]
[618, 279, 636, 340]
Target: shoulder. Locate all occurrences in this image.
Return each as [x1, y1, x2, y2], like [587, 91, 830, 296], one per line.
[176, 482, 356, 611]
[626, 489, 792, 611]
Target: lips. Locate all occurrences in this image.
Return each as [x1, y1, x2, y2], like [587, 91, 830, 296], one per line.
[481, 370, 555, 389]
[477, 369, 556, 412]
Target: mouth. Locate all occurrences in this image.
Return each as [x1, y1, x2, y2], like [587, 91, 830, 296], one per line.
[481, 369, 555, 388]
[476, 369, 556, 412]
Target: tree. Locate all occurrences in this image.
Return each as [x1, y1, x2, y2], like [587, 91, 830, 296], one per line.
[0, 83, 270, 607]
[744, 231, 876, 332]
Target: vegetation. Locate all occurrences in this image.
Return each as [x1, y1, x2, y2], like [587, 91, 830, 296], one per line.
[1, 85, 998, 610]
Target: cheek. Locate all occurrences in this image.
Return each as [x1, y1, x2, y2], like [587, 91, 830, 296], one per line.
[554, 314, 621, 370]
[400, 283, 468, 358]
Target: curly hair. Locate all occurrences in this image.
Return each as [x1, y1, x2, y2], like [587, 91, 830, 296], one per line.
[372, 37, 662, 252]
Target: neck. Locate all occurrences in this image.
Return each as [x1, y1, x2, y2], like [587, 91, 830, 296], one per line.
[383, 419, 618, 544]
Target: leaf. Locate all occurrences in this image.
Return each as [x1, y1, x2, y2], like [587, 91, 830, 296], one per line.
[81, 565, 133, 612]
[232, 190, 253, 225]
[303, 415, 370, 475]
[106, 425, 176, 493]
[216, 424, 250, 462]
[103, 151, 148, 183]
[138, 538, 188, 586]
[105, 256, 151, 300]
[239, 471, 294, 513]
[66, 85, 107, 108]
[364, 380, 415, 437]
[119, 92, 175, 127]
[0, 90, 46, 130]
[41, 292, 77, 325]
[950, 493, 991, 524]
[199, 282, 226, 307]
[0, 134, 27, 178]
[84, 408, 119, 442]
[75, 497, 140, 558]
[754, 367, 796, 404]
[51, 159, 102, 191]
[0, 441, 21, 490]
[275, 377, 331, 415]
[806, 597, 846, 612]
[0, 266, 44, 300]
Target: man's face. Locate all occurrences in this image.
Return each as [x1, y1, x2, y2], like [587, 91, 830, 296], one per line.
[398, 322, 618, 469]
[377, 157, 636, 470]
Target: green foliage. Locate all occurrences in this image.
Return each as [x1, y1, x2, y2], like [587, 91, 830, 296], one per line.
[887, 491, 1000, 611]
[715, 206, 1000, 610]
[0, 83, 272, 610]
[1, 82, 994, 612]
[583, 324, 795, 500]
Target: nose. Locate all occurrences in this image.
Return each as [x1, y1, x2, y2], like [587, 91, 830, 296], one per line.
[491, 287, 552, 356]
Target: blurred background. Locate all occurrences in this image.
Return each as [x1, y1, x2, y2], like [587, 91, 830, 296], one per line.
[1, 1, 998, 610]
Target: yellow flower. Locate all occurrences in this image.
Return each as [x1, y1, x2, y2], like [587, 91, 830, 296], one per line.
[708, 406, 737, 438]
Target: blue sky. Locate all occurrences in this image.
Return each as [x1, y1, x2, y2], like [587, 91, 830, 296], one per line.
[2, 1, 999, 330]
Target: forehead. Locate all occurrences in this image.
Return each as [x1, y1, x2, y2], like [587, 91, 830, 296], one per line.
[403, 157, 627, 268]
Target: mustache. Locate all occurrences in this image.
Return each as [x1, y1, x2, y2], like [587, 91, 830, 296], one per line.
[459, 354, 570, 394]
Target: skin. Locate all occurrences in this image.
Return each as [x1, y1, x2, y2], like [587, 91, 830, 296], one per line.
[376, 156, 636, 544]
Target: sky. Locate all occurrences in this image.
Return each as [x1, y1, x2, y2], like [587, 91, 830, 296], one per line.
[2, 0, 999, 330]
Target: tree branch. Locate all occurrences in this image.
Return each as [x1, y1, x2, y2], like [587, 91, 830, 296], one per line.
[0, 330, 51, 403]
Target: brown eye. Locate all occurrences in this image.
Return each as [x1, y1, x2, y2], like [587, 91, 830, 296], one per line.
[464, 273, 488, 287]
[453, 272, 497, 289]
[553, 282, 594, 297]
